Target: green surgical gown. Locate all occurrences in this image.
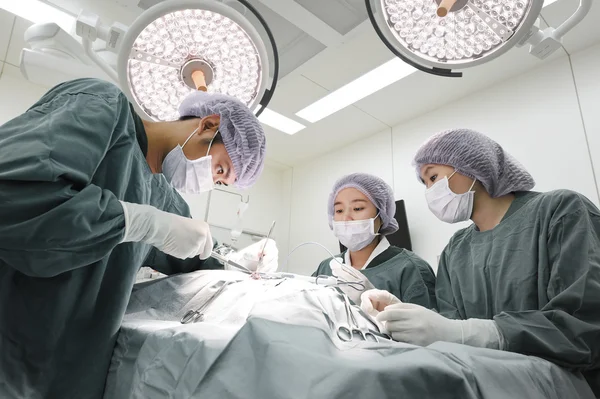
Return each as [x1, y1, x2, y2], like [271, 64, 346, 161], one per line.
[436, 190, 600, 396]
[0, 79, 220, 399]
[313, 246, 437, 309]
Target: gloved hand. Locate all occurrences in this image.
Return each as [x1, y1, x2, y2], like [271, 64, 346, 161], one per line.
[374, 299, 505, 349]
[360, 289, 401, 317]
[227, 238, 278, 273]
[120, 201, 213, 260]
[329, 259, 375, 304]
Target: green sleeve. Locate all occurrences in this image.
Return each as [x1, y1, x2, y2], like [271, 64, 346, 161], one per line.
[0, 81, 128, 277]
[435, 249, 462, 319]
[401, 257, 437, 310]
[143, 248, 223, 275]
[494, 203, 600, 370]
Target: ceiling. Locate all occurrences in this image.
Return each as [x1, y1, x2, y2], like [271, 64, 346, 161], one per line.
[1, 0, 599, 168]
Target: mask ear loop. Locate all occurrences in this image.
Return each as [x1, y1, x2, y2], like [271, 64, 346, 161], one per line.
[468, 179, 476, 192]
[372, 212, 382, 236]
[205, 129, 219, 157]
[181, 126, 200, 149]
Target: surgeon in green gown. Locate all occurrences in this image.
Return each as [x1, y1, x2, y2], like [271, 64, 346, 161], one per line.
[312, 173, 436, 308]
[0, 78, 267, 399]
[360, 128, 600, 397]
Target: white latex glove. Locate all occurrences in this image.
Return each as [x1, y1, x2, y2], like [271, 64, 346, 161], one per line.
[360, 289, 401, 317]
[376, 301, 505, 349]
[329, 259, 375, 304]
[227, 238, 278, 273]
[120, 201, 213, 260]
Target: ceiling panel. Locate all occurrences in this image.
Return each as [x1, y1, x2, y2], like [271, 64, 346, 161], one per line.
[294, 0, 367, 35]
[540, 0, 599, 55]
[263, 74, 389, 165]
[244, 0, 326, 78]
[354, 42, 567, 127]
[47, 0, 140, 25]
[296, 26, 394, 91]
[0, 10, 15, 63]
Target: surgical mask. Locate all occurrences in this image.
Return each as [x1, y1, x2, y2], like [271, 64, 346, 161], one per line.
[332, 214, 380, 252]
[425, 171, 476, 224]
[162, 128, 218, 194]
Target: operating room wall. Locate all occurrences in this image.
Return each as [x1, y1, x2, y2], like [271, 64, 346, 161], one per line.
[286, 43, 600, 276]
[0, 64, 48, 123]
[180, 164, 291, 260]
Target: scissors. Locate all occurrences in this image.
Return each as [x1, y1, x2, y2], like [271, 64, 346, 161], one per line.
[211, 251, 253, 275]
[181, 280, 237, 324]
[352, 304, 392, 341]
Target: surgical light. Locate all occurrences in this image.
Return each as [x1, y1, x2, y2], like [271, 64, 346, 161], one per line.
[365, 0, 593, 77]
[75, 0, 278, 120]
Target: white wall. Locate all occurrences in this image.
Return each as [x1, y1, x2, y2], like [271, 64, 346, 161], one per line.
[0, 64, 48, 123]
[571, 43, 600, 198]
[286, 44, 600, 275]
[180, 164, 291, 260]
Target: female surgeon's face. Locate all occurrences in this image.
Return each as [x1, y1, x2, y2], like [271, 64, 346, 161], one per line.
[420, 164, 474, 195]
[333, 188, 382, 230]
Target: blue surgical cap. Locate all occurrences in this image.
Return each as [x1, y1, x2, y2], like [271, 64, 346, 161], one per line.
[328, 173, 399, 235]
[413, 128, 535, 198]
[179, 92, 266, 189]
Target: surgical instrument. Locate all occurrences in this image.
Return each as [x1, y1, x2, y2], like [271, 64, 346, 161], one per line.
[211, 251, 253, 275]
[334, 288, 378, 342]
[181, 280, 238, 324]
[257, 220, 276, 270]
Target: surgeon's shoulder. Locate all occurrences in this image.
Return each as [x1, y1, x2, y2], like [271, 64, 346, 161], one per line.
[444, 224, 476, 251]
[401, 249, 436, 277]
[536, 189, 600, 220]
[34, 78, 127, 108]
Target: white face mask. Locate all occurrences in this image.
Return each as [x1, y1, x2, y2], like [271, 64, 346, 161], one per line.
[162, 128, 217, 194]
[425, 171, 476, 224]
[332, 214, 380, 252]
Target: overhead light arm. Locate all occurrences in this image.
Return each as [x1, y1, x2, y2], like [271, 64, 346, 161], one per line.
[526, 0, 593, 59]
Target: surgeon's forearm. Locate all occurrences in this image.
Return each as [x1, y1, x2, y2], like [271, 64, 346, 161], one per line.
[143, 244, 223, 275]
[494, 311, 600, 369]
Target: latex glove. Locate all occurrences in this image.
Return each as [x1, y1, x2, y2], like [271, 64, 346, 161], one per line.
[120, 201, 213, 260]
[360, 289, 401, 317]
[376, 302, 505, 349]
[329, 259, 375, 304]
[227, 238, 278, 273]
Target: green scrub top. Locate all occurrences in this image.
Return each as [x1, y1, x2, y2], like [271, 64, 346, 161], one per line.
[313, 245, 436, 309]
[436, 190, 600, 396]
[0, 79, 220, 399]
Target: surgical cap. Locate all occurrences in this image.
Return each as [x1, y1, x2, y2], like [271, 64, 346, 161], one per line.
[328, 173, 399, 235]
[412, 128, 535, 198]
[179, 92, 266, 189]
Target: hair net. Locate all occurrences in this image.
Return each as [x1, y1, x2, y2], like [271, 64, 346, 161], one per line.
[412, 128, 535, 198]
[328, 173, 399, 235]
[179, 92, 266, 189]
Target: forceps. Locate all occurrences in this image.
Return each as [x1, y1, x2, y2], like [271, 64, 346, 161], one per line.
[181, 280, 236, 324]
[339, 290, 378, 343]
[329, 288, 353, 342]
